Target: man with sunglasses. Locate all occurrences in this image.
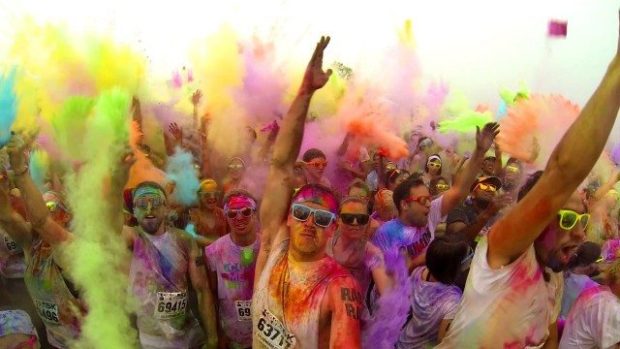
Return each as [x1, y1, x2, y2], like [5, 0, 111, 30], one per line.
[124, 181, 218, 349]
[302, 148, 332, 188]
[205, 190, 259, 349]
[437, 14, 620, 348]
[253, 37, 362, 349]
[446, 176, 505, 239]
[372, 122, 499, 270]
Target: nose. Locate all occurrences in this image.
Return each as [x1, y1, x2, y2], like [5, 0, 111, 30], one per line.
[304, 213, 316, 227]
[571, 226, 586, 243]
[146, 201, 153, 214]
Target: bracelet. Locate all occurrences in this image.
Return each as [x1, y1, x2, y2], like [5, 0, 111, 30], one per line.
[13, 166, 29, 177]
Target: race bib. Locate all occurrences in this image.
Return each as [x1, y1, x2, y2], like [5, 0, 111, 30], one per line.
[35, 299, 60, 324]
[3, 234, 21, 255]
[256, 309, 296, 349]
[235, 300, 252, 321]
[154, 291, 188, 320]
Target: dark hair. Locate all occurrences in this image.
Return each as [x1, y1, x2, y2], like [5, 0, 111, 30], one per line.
[429, 176, 449, 196]
[385, 169, 401, 187]
[392, 176, 426, 214]
[567, 241, 602, 269]
[424, 154, 442, 175]
[517, 170, 543, 202]
[426, 234, 470, 285]
[302, 148, 326, 162]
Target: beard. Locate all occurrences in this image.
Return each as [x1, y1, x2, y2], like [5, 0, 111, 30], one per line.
[139, 216, 163, 234]
[473, 197, 491, 210]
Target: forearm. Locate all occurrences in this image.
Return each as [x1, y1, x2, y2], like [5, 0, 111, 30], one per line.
[494, 147, 503, 176]
[14, 172, 49, 227]
[199, 290, 218, 348]
[271, 91, 314, 167]
[548, 63, 620, 185]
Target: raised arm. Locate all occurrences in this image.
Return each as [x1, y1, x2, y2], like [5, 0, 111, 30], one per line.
[591, 169, 620, 203]
[488, 15, 620, 267]
[0, 177, 32, 246]
[256, 37, 332, 277]
[440, 123, 499, 216]
[7, 134, 72, 246]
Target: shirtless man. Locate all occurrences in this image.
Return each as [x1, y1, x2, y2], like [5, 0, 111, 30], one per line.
[438, 12, 620, 348]
[252, 36, 362, 349]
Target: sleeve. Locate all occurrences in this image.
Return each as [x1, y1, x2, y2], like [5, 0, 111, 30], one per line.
[596, 296, 620, 348]
[446, 205, 469, 226]
[428, 196, 446, 236]
[364, 244, 385, 270]
[442, 290, 463, 320]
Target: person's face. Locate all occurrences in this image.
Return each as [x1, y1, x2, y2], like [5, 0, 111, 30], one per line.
[287, 201, 336, 257]
[482, 158, 495, 174]
[472, 182, 498, 206]
[348, 187, 369, 200]
[199, 190, 219, 210]
[372, 154, 381, 170]
[305, 157, 327, 180]
[293, 166, 308, 189]
[401, 185, 432, 227]
[503, 163, 521, 186]
[427, 159, 442, 175]
[133, 192, 167, 235]
[376, 189, 398, 220]
[535, 192, 588, 272]
[225, 203, 255, 235]
[433, 179, 450, 196]
[339, 201, 370, 240]
[228, 159, 245, 180]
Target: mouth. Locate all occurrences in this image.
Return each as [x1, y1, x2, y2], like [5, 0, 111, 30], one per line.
[300, 230, 316, 239]
[560, 244, 579, 264]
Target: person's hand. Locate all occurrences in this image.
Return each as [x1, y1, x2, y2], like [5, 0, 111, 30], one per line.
[191, 90, 202, 106]
[300, 36, 333, 94]
[169, 123, 183, 142]
[6, 132, 36, 172]
[475, 122, 500, 153]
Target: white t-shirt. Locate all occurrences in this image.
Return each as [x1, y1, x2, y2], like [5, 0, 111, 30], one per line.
[437, 236, 563, 348]
[560, 286, 620, 349]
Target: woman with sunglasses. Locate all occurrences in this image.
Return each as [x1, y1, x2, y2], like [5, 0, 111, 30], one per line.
[222, 157, 248, 195]
[423, 154, 443, 186]
[189, 179, 228, 243]
[205, 190, 259, 349]
[397, 234, 469, 349]
[438, 22, 620, 344]
[328, 197, 391, 301]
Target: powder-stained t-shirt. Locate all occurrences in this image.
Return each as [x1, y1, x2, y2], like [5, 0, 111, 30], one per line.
[205, 234, 259, 348]
[397, 267, 462, 349]
[560, 285, 620, 349]
[437, 236, 563, 349]
[372, 196, 444, 261]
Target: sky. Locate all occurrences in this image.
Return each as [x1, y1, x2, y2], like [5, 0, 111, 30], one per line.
[0, 0, 618, 107]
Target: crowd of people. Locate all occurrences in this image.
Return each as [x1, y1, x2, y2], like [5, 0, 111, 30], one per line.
[1, 14, 620, 349]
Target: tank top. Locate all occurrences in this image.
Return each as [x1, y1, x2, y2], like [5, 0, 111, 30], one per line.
[129, 229, 205, 349]
[23, 239, 84, 348]
[252, 240, 351, 349]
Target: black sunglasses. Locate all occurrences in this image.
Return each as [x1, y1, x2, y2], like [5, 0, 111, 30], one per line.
[226, 207, 254, 219]
[340, 213, 370, 226]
